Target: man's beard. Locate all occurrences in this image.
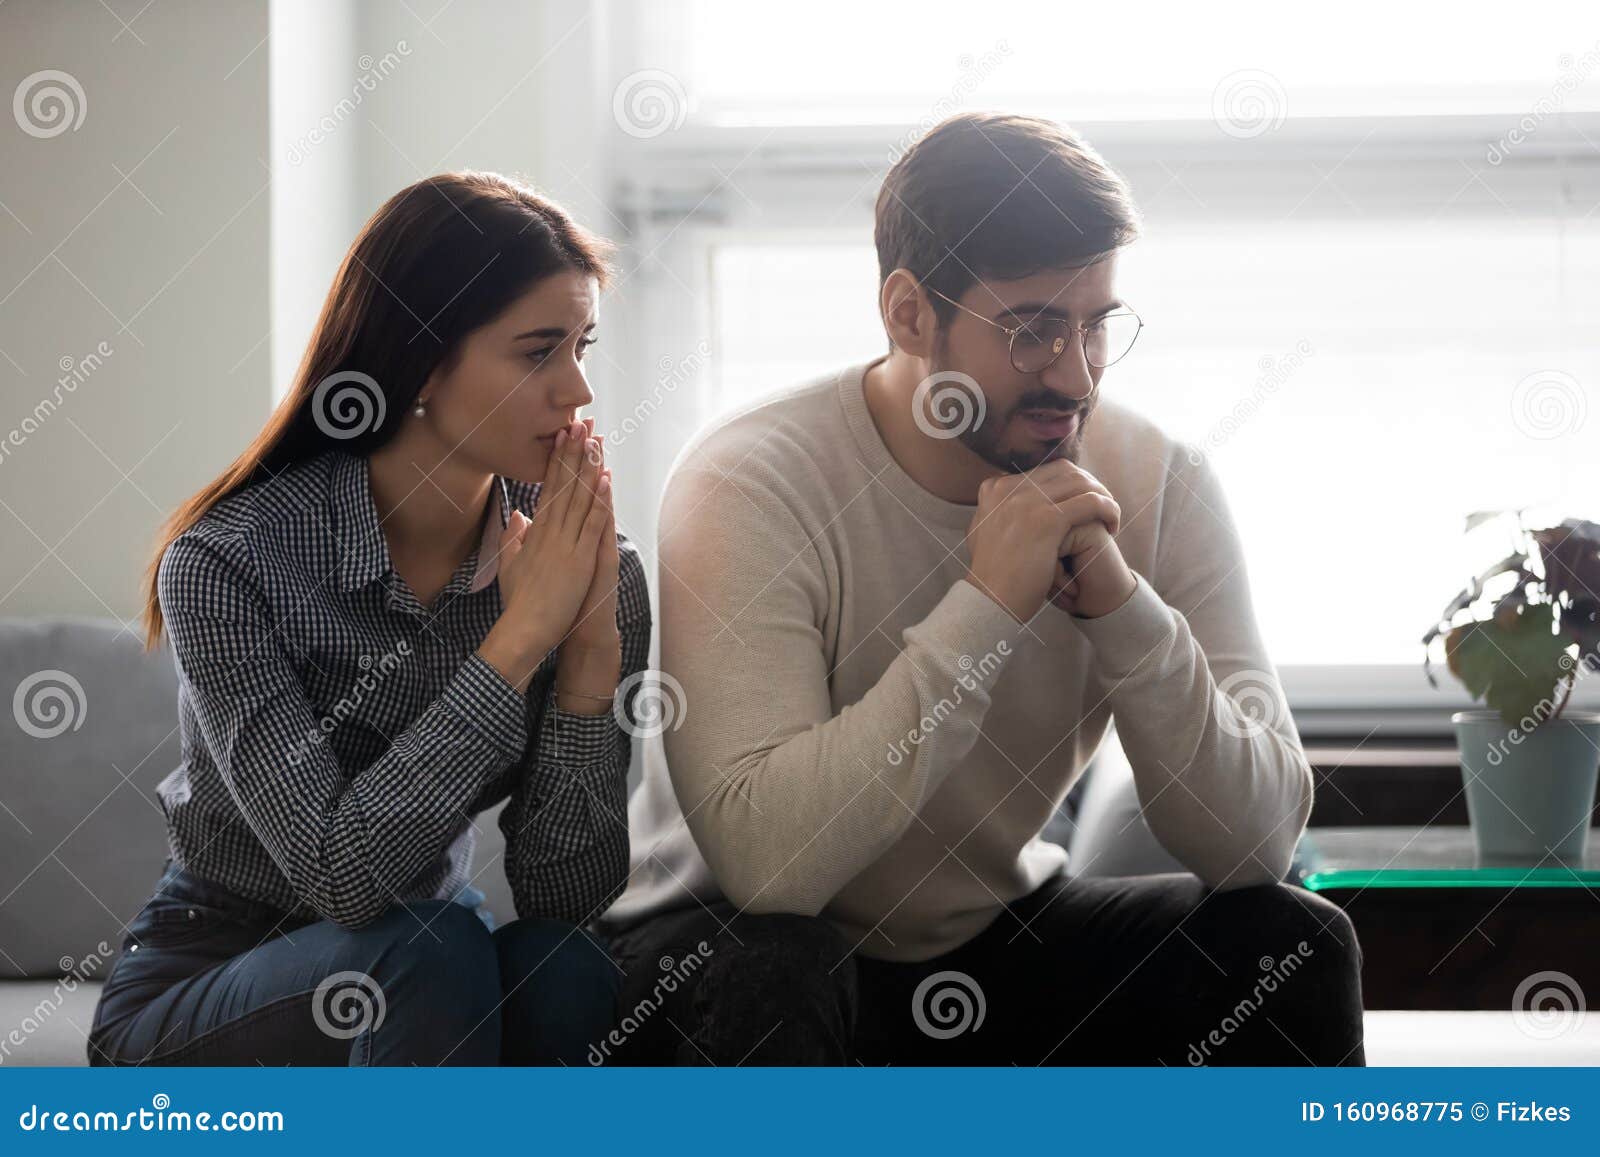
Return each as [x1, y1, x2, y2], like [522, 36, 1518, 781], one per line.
[926, 338, 1094, 473]
[953, 384, 1093, 474]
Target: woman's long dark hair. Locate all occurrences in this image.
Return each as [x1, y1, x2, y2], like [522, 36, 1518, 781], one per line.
[140, 171, 613, 649]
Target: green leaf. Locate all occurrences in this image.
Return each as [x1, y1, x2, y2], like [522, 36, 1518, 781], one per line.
[1533, 520, 1600, 606]
[1445, 603, 1570, 727]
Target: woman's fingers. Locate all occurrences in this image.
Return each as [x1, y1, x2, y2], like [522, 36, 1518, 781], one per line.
[563, 434, 603, 538]
[580, 469, 611, 551]
[547, 420, 585, 524]
[540, 426, 572, 494]
[536, 424, 577, 530]
[596, 467, 617, 564]
[503, 510, 528, 559]
[496, 512, 526, 587]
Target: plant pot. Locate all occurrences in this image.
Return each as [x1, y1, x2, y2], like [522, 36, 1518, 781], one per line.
[1453, 709, 1600, 867]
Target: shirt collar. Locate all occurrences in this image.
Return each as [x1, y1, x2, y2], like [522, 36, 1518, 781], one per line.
[333, 452, 388, 592]
[332, 451, 519, 595]
[467, 477, 512, 593]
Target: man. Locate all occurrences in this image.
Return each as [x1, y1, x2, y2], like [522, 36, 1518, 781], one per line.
[599, 112, 1364, 1066]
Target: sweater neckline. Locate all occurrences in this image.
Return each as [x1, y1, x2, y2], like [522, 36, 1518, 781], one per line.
[836, 357, 980, 533]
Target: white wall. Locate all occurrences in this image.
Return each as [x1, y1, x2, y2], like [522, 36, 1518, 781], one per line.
[1, 0, 633, 626]
[0, 0, 273, 630]
[268, 0, 363, 403]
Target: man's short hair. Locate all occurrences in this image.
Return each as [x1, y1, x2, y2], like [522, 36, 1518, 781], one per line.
[874, 112, 1142, 325]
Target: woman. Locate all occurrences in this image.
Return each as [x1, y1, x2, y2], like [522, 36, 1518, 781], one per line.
[87, 172, 649, 1066]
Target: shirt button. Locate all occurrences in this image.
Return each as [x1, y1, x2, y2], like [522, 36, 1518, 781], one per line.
[186, 908, 197, 920]
[129, 944, 138, 952]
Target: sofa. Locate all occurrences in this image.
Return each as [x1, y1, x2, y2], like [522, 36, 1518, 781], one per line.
[0, 616, 525, 1066]
[0, 615, 1168, 1067]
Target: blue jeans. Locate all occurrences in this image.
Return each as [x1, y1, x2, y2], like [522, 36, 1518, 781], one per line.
[88, 861, 620, 1065]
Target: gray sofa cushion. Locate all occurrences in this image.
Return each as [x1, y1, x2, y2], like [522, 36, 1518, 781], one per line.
[1062, 723, 1188, 878]
[0, 616, 517, 981]
[1, 618, 181, 979]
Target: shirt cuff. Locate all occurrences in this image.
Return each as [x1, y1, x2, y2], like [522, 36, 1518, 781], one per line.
[440, 651, 531, 760]
[533, 683, 622, 773]
[1065, 572, 1179, 679]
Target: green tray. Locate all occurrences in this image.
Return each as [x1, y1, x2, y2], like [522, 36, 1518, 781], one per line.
[1296, 826, 1600, 892]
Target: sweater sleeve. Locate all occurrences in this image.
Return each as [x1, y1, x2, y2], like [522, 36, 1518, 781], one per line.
[1066, 446, 1313, 888]
[657, 463, 1019, 916]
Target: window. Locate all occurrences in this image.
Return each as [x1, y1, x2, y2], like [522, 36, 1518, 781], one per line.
[608, 0, 1600, 713]
[678, 0, 1600, 126]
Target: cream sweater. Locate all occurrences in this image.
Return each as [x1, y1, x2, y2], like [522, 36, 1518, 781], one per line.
[602, 361, 1312, 962]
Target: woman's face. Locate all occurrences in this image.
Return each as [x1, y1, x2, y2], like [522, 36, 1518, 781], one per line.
[419, 268, 600, 485]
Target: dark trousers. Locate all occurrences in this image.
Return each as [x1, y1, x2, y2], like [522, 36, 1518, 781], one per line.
[89, 861, 620, 1065]
[604, 871, 1366, 1065]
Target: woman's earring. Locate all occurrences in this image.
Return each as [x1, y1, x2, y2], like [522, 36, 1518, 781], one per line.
[413, 401, 427, 418]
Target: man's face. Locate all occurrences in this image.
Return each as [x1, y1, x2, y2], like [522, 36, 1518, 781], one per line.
[929, 256, 1121, 473]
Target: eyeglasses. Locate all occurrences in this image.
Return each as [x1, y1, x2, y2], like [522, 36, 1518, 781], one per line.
[925, 285, 1144, 373]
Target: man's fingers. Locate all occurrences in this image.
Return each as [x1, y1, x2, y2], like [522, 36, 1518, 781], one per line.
[1049, 491, 1120, 537]
[1024, 461, 1117, 524]
[1024, 467, 1113, 505]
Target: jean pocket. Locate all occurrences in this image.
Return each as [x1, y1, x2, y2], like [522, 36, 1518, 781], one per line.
[133, 896, 240, 948]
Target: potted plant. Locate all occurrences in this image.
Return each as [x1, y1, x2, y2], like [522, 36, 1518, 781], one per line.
[1422, 513, 1600, 866]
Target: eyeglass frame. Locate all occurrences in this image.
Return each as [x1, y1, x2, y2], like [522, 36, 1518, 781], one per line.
[922, 284, 1144, 372]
